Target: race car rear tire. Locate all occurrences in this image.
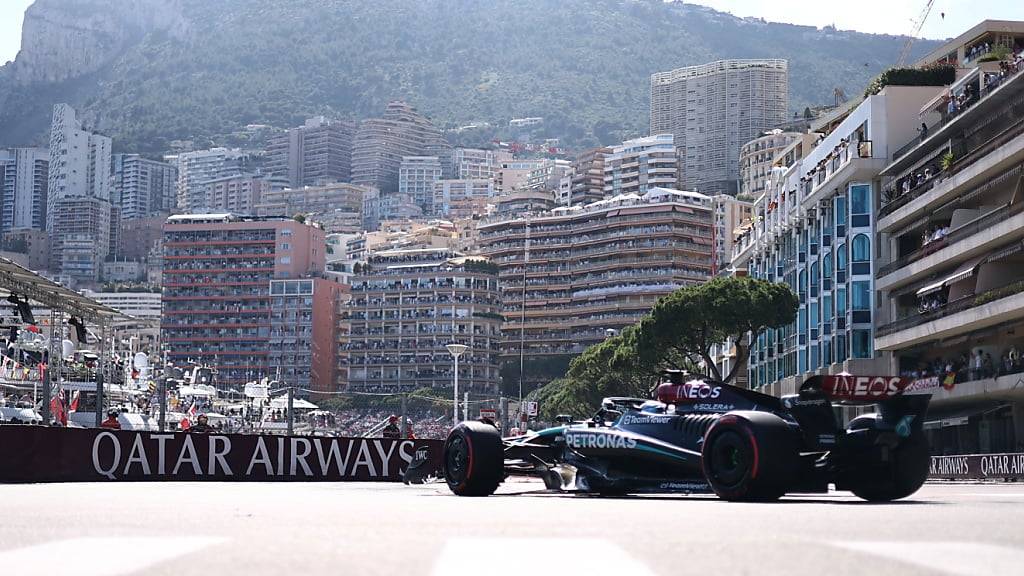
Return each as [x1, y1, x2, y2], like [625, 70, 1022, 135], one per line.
[444, 421, 503, 496]
[847, 415, 930, 502]
[702, 411, 799, 502]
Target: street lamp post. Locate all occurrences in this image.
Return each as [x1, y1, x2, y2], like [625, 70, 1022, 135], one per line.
[446, 343, 469, 425]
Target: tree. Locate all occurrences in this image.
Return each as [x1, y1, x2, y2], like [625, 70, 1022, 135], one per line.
[637, 277, 797, 384]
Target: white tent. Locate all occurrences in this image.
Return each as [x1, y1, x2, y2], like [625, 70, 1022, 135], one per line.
[268, 395, 318, 410]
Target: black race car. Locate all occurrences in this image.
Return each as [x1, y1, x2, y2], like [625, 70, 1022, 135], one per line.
[439, 372, 934, 501]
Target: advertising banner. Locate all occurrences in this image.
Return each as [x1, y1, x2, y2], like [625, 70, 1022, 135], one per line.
[929, 452, 1024, 480]
[0, 426, 443, 483]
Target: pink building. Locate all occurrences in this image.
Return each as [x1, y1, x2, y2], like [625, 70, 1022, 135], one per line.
[161, 214, 334, 389]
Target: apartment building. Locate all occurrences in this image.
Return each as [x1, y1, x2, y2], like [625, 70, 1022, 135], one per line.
[161, 214, 329, 389]
[568, 147, 610, 207]
[203, 173, 270, 214]
[711, 194, 753, 272]
[433, 179, 494, 217]
[345, 248, 502, 393]
[112, 154, 177, 220]
[602, 134, 678, 196]
[269, 277, 346, 395]
[495, 159, 544, 194]
[264, 116, 356, 188]
[398, 156, 443, 214]
[451, 148, 499, 180]
[173, 148, 249, 213]
[0, 148, 48, 233]
[478, 188, 714, 385]
[872, 22, 1024, 454]
[738, 85, 942, 398]
[256, 181, 369, 234]
[351, 101, 449, 194]
[738, 130, 803, 199]
[652, 59, 789, 195]
[46, 104, 112, 285]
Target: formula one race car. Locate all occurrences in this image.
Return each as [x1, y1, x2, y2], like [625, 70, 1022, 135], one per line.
[440, 372, 933, 501]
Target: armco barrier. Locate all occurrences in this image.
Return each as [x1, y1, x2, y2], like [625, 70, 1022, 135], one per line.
[0, 426, 443, 483]
[930, 452, 1024, 480]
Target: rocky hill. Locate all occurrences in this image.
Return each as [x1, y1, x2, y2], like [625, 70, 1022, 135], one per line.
[0, 0, 940, 153]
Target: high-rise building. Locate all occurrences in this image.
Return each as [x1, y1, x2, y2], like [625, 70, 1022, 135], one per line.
[651, 59, 789, 195]
[173, 148, 248, 213]
[478, 188, 714, 386]
[203, 173, 270, 214]
[269, 277, 347, 395]
[351, 101, 449, 194]
[0, 147, 48, 232]
[739, 85, 942, 395]
[47, 104, 112, 284]
[112, 154, 178, 220]
[399, 156, 443, 213]
[568, 147, 610, 206]
[738, 130, 803, 199]
[161, 214, 331, 389]
[345, 248, 502, 393]
[872, 21, 1024, 455]
[602, 134, 678, 196]
[264, 116, 356, 188]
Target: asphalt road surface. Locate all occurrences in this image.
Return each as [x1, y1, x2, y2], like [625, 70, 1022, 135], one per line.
[1, 480, 1021, 576]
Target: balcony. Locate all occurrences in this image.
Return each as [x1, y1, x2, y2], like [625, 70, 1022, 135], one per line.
[879, 61, 1024, 229]
[877, 200, 1024, 287]
[876, 282, 1024, 351]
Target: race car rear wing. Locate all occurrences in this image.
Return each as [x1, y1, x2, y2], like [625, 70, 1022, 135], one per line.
[800, 374, 939, 403]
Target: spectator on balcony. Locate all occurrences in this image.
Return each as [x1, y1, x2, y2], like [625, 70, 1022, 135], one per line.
[918, 122, 929, 141]
[983, 352, 995, 378]
[971, 349, 984, 381]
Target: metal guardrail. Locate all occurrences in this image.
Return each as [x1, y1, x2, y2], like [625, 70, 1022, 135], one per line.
[877, 281, 1024, 337]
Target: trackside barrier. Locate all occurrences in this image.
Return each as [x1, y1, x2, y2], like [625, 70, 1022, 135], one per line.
[929, 452, 1024, 480]
[0, 426, 443, 483]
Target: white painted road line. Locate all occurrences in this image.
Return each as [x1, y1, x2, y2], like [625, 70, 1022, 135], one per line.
[831, 541, 1024, 576]
[0, 536, 227, 576]
[432, 538, 658, 576]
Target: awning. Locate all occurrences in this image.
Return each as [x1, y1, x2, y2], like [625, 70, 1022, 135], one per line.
[987, 241, 1024, 263]
[924, 402, 1008, 429]
[943, 255, 986, 286]
[916, 278, 946, 297]
[950, 67, 982, 96]
[920, 90, 951, 116]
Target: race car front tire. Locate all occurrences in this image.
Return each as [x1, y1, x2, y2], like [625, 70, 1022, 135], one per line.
[846, 414, 930, 502]
[444, 421, 503, 496]
[702, 411, 799, 502]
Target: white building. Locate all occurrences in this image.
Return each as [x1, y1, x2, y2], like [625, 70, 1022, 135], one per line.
[0, 147, 48, 232]
[433, 179, 494, 216]
[112, 154, 177, 220]
[46, 104, 113, 285]
[398, 156, 443, 214]
[603, 134, 678, 196]
[451, 148, 499, 180]
[651, 59, 789, 195]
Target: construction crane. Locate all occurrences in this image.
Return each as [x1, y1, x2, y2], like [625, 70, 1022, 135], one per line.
[896, 0, 936, 66]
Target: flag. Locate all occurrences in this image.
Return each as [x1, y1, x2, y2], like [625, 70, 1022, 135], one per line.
[180, 417, 191, 430]
[50, 395, 67, 426]
[187, 401, 198, 418]
[70, 391, 81, 412]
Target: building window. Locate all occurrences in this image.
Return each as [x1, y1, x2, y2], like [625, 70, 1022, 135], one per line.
[852, 329, 872, 359]
[850, 184, 870, 215]
[822, 253, 832, 279]
[851, 281, 871, 312]
[834, 196, 846, 228]
[836, 244, 847, 271]
[852, 234, 870, 263]
[836, 287, 847, 315]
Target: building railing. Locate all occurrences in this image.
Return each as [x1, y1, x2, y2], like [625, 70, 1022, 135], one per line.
[881, 60, 1024, 217]
[877, 202, 1024, 277]
[877, 280, 1024, 337]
